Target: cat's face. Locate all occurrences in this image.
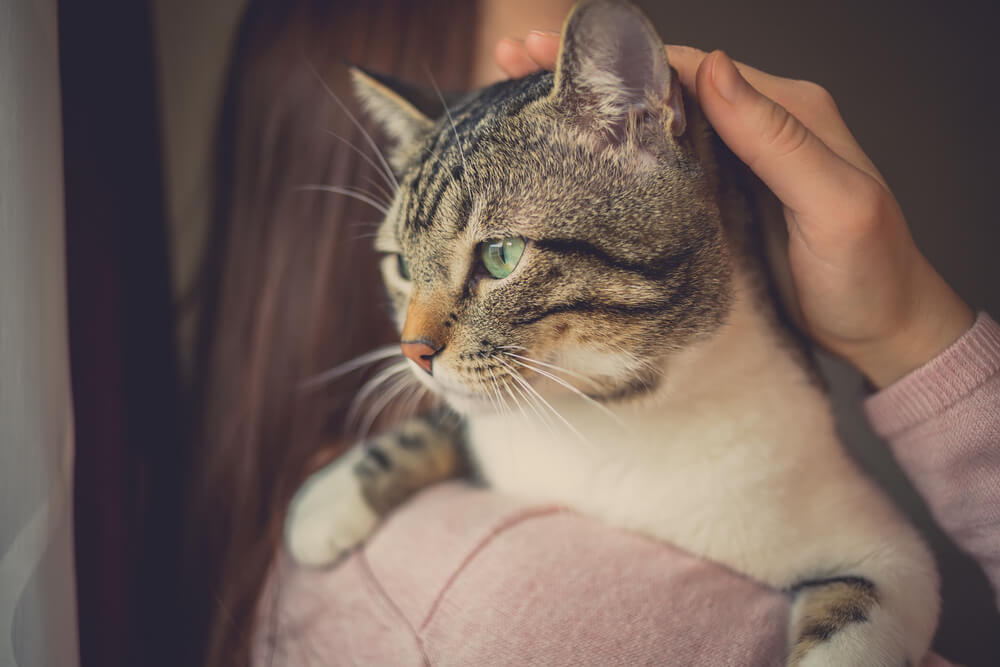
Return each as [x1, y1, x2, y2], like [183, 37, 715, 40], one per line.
[357, 0, 732, 413]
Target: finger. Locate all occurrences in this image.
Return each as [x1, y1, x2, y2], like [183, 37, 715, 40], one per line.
[495, 38, 542, 79]
[690, 55, 882, 182]
[524, 31, 559, 70]
[696, 50, 871, 219]
[664, 45, 706, 95]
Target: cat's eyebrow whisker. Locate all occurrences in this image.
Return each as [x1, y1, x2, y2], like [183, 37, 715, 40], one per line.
[306, 61, 400, 192]
[320, 128, 399, 196]
[504, 355, 629, 431]
[424, 66, 473, 201]
[295, 185, 389, 216]
[418, 145, 462, 198]
[301, 345, 402, 390]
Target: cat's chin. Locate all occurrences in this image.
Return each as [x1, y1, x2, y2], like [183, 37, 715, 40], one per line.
[439, 390, 497, 417]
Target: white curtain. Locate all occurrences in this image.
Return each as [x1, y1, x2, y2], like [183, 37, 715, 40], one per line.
[0, 0, 80, 666]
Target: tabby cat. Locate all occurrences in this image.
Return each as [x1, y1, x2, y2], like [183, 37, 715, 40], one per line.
[286, 1, 939, 664]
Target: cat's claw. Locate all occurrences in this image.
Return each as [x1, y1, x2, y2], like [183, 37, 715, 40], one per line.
[285, 453, 379, 566]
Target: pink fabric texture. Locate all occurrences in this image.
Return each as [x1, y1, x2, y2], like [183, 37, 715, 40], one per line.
[255, 313, 1000, 665]
[865, 312, 1000, 604]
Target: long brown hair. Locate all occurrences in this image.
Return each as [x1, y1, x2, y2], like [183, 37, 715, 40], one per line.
[186, 2, 478, 665]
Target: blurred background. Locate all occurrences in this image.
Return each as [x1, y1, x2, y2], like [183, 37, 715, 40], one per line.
[1, 0, 996, 666]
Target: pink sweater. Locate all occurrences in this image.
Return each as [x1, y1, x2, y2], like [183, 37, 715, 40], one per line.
[254, 313, 1000, 666]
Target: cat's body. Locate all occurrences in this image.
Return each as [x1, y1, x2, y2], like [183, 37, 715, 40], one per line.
[286, 2, 939, 664]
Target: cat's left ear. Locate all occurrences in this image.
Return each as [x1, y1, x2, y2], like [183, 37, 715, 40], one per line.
[350, 67, 446, 169]
[551, 0, 685, 138]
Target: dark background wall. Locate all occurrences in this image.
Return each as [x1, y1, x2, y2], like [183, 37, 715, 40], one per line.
[638, 0, 998, 663]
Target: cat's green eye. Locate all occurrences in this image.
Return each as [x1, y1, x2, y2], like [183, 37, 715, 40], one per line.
[480, 237, 525, 279]
[396, 254, 410, 280]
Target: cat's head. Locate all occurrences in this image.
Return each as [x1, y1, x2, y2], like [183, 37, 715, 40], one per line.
[352, 0, 732, 413]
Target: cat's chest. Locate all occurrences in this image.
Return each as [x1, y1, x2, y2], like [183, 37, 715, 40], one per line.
[462, 389, 860, 585]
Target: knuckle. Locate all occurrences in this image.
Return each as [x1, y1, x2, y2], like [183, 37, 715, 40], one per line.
[846, 178, 893, 234]
[760, 102, 810, 159]
[796, 80, 836, 108]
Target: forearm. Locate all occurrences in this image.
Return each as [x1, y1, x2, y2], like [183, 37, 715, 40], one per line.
[865, 312, 1000, 602]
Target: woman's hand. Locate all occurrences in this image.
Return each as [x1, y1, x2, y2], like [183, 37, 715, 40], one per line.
[496, 34, 974, 388]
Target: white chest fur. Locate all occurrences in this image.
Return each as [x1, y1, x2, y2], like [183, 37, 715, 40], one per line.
[466, 289, 930, 593]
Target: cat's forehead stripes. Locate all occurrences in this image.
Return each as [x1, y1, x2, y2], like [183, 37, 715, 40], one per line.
[401, 72, 555, 235]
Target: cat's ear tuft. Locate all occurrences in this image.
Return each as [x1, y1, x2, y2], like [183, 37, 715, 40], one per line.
[350, 67, 436, 168]
[552, 0, 685, 139]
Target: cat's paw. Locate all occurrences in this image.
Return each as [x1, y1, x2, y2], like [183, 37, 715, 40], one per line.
[285, 451, 378, 567]
[788, 588, 910, 667]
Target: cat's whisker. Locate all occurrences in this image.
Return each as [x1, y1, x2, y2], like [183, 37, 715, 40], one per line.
[488, 370, 512, 417]
[404, 384, 430, 419]
[356, 371, 418, 438]
[502, 351, 592, 383]
[307, 61, 400, 191]
[387, 382, 421, 427]
[481, 369, 502, 414]
[301, 345, 401, 390]
[609, 343, 663, 377]
[424, 67, 472, 201]
[320, 127, 399, 196]
[295, 185, 389, 216]
[499, 359, 591, 445]
[498, 359, 569, 437]
[419, 145, 462, 196]
[363, 171, 396, 203]
[504, 355, 629, 431]
[498, 360, 553, 431]
[346, 361, 411, 431]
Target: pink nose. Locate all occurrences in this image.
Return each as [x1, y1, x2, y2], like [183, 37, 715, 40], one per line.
[401, 340, 438, 375]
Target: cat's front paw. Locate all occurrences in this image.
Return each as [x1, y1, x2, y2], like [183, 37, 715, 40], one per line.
[285, 450, 378, 567]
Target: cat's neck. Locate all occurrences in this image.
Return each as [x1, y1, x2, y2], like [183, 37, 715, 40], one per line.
[469, 268, 838, 458]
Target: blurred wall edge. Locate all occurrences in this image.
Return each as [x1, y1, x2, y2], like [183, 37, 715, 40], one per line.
[0, 1, 81, 667]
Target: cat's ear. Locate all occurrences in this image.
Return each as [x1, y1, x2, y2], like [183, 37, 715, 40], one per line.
[350, 67, 440, 169]
[551, 0, 685, 139]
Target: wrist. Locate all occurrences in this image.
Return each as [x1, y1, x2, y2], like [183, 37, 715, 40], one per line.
[845, 268, 974, 389]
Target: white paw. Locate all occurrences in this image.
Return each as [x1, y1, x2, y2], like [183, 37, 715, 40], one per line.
[285, 456, 378, 566]
[795, 605, 907, 667]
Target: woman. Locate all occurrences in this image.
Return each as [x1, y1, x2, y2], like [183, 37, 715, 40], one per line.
[190, 2, 999, 665]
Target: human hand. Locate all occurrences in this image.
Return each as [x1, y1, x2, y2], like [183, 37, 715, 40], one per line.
[496, 34, 974, 388]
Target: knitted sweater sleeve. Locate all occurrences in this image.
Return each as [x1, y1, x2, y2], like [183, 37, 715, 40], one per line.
[865, 312, 1000, 606]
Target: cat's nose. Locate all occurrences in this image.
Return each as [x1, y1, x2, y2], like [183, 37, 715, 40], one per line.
[401, 340, 440, 375]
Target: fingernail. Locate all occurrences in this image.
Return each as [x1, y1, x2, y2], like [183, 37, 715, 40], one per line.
[528, 30, 559, 39]
[711, 51, 746, 103]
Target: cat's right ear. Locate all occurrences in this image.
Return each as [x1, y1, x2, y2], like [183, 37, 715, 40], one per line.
[350, 67, 436, 169]
[550, 0, 685, 140]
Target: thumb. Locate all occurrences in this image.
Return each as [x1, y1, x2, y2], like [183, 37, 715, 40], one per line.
[695, 50, 867, 220]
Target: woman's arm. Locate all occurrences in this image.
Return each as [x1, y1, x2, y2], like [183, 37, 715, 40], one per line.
[866, 312, 1000, 602]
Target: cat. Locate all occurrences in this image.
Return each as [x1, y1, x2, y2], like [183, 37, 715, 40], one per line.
[285, 1, 939, 664]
